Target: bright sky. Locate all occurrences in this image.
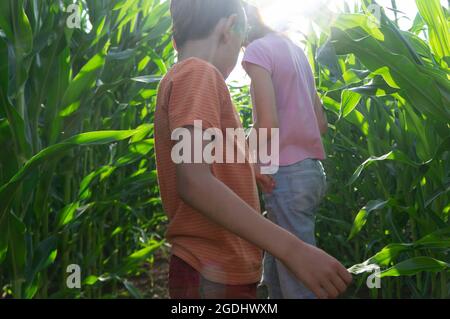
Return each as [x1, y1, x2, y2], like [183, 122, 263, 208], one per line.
[227, 0, 448, 85]
[258, 0, 422, 31]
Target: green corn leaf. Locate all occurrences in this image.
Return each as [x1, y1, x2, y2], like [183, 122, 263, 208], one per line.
[341, 90, 362, 117]
[317, 40, 343, 82]
[24, 236, 58, 297]
[83, 275, 99, 286]
[142, 1, 170, 32]
[330, 26, 450, 127]
[117, 241, 162, 275]
[59, 43, 109, 117]
[350, 228, 450, 274]
[0, 128, 147, 218]
[0, 1, 12, 40]
[116, 140, 154, 167]
[8, 212, 27, 297]
[348, 199, 391, 240]
[415, 227, 450, 248]
[334, 14, 385, 41]
[416, 0, 450, 62]
[56, 202, 80, 228]
[130, 75, 162, 84]
[380, 257, 450, 278]
[348, 150, 429, 186]
[13, 0, 33, 55]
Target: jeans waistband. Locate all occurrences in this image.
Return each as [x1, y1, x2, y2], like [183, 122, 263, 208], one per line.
[276, 159, 323, 174]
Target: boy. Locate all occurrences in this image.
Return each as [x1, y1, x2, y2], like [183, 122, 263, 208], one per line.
[154, 0, 352, 299]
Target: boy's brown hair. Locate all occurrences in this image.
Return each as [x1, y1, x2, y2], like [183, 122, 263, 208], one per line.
[170, 0, 247, 48]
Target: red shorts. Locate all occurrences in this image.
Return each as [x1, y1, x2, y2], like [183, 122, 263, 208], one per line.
[169, 255, 258, 299]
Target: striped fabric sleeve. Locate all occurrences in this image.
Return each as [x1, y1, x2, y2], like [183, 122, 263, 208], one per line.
[168, 64, 222, 133]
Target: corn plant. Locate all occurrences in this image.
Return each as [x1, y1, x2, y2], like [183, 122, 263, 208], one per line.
[306, 0, 449, 298]
[0, 0, 173, 298]
[1, 0, 448, 300]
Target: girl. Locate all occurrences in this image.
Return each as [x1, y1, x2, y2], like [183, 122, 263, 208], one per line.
[243, 3, 329, 299]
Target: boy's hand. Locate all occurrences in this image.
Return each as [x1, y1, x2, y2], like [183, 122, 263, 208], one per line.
[282, 240, 353, 299]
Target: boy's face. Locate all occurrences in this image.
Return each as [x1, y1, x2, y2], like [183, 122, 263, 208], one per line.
[216, 14, 247, 79]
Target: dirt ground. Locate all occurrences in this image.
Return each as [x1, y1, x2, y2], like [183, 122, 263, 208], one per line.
[147, 248, 171, 299]
[129, 247, 170, 299]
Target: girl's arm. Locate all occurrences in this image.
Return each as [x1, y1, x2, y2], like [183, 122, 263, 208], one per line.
[245, 62, 328, 137]
[314, 92, 329, 135]
[243, 62, 278, 193]
[244, 62, 279, 137]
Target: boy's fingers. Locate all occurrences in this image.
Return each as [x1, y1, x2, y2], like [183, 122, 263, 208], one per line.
[339, 267, 353, 285]
[331, 275, 348, 295]
[311, 285, 328, 300]
[306, 279, 325, 299]
[321, 280, 340, 299]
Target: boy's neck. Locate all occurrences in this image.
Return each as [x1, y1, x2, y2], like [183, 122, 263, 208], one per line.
[178, 39, 224, 75]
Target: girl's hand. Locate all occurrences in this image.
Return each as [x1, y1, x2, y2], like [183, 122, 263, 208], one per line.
[254, 163, 276, 193]
[256, 172, 276, 194]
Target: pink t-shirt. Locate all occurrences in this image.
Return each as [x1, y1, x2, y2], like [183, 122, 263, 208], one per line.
[243, 33, 326, 167]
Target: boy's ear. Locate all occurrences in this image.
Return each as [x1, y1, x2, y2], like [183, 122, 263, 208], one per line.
[220, 14, 238, 43]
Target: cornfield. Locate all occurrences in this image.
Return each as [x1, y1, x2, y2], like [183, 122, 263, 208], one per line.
[0, 0, 449, 299]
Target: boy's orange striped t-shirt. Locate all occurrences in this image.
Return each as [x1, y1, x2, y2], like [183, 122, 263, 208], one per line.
[154, 58, 263, 285]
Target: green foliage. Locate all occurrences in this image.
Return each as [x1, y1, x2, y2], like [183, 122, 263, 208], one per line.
[0, 0, 173, 298]
[0, 0, 448, 299]
[307, 0, 449, 298]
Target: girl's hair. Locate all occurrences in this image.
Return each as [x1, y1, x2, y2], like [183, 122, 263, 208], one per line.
[170, 0, 247, 49]
[243, 2, 273, 44]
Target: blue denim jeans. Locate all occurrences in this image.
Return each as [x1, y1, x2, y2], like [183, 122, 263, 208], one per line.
[262, 159, 327, 299]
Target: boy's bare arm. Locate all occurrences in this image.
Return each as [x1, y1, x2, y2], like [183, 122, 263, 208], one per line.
[314, 93, 328, 135]
[176, 127, 352, 299]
